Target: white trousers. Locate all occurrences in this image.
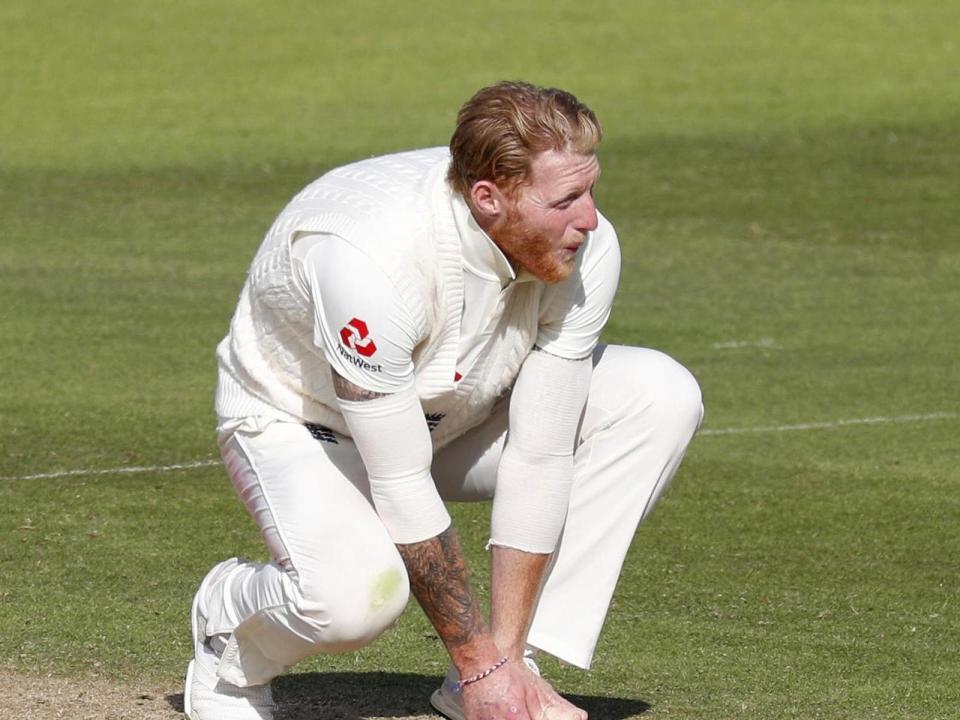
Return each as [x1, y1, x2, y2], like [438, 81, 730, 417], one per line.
[204, 345, 703, 687]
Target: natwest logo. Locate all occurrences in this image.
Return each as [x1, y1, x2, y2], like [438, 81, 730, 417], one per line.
[339, 318, 377, 357]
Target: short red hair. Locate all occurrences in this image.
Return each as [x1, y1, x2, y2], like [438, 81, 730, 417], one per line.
[447, 81, 602, 197]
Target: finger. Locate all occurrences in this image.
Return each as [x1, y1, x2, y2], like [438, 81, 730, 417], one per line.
[540, 697, 587, 720]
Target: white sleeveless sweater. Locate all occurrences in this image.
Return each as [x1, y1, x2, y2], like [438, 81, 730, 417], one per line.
[215, 148, 543, 450]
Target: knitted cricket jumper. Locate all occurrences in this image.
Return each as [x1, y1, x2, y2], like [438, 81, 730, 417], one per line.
[215, 148, 543, 450]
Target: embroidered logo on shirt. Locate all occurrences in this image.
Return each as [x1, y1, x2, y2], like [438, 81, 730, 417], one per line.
[339, 318, 378, 357]
[305, 423, 339, 444]
[425, 413, 445, 432]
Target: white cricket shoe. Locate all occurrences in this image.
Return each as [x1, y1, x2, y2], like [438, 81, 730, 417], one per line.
[184, 558, 276, 720]
[429, 654, 541, 720]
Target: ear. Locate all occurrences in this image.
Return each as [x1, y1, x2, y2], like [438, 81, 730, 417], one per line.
[468, 180, 506, 222]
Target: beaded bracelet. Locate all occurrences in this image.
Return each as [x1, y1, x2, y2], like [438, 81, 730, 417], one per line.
[453, 656, 510, 692]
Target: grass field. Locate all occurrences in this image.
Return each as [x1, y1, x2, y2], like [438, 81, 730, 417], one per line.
[1, 1, 958, 718]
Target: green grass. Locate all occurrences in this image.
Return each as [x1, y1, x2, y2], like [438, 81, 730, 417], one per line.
[1, 1, 958, 718]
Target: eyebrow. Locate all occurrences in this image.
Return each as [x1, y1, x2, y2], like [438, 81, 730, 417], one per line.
[552, 192, 580, 206]
[552, 179, 597, 207]
[546, 163, 601, 206]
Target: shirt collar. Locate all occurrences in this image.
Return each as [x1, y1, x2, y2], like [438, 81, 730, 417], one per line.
[451, 192, 537, 287]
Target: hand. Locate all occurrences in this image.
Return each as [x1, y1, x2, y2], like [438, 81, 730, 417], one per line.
[461, 659, 587, 720]
[461, 660, 534, 720]
[518, 662, 587, 720]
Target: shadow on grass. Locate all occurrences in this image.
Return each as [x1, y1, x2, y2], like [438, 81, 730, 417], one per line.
[167, 671, 651, 719]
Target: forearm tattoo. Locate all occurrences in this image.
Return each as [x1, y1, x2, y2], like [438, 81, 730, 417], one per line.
[332, 370, 482, 645]
[332, 371, 389, 401]
[397, 527, 486, 649]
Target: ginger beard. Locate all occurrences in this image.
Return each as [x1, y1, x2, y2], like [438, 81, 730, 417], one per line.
[493, 203, 583, 284]
[487, 150, 600, 285]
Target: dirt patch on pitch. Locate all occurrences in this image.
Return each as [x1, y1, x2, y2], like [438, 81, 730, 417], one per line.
[0, 669, 444, 720]
[0, 671, 185, 719]
[0, 668, 650, 719]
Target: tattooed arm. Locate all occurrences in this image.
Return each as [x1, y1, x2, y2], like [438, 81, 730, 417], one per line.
[396, 528, 504, 673]
[334, 369, 583, 720]
[332, 370, 500, 670]
[332, 372, 390, 401]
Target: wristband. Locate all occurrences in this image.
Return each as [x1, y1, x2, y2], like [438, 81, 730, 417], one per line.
[453, 656, 509, 692]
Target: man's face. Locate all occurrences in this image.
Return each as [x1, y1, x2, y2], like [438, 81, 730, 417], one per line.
[492, 149, 601, 284]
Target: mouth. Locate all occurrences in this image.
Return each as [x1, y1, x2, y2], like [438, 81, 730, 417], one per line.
[564, 233, 586, 253]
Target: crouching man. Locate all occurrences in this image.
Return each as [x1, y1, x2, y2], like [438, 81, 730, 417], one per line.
[185, 80, 703, 720]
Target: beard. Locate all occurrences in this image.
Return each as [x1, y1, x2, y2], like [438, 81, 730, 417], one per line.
[494, 205, 577, 284]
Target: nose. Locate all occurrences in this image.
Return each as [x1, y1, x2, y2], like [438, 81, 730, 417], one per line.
[575, 193, 599, 233]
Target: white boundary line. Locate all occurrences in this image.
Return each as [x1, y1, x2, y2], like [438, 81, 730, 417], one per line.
[2, 412, 957, 481]
[698, 411, 958, 436]
[2, 459, 221, 481]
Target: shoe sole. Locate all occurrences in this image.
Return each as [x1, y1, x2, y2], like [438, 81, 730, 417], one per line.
[183, 559, 240, 720]
[183, 659, 197, 719]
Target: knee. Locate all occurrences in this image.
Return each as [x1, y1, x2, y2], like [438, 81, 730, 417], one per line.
[651, 353, 704, 436]
[329, 565, 410, 648]
[288, 561, 410, 652]
[592, 346, 703, 437]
